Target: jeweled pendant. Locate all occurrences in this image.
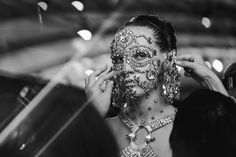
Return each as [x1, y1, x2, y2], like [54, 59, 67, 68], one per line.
[127, 132, 136, 140]
[145, 134, 155, 143]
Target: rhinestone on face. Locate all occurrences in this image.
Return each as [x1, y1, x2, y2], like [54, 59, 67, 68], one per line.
[154, 99, 158, 103]
[146, 70, 156, 80]
[141, 120, 145, 125]
[120, 35, 128, 43]
[147, 37, 153, 44]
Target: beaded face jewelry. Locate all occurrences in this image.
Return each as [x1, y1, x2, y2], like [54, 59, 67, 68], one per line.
[161, 50, 181, 104]
[111, 28, 161, 98]
[110, 28, 181, 110]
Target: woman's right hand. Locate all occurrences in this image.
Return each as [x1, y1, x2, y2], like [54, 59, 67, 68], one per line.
[176, 54, 229, 96]
[84, 65, 115, 117]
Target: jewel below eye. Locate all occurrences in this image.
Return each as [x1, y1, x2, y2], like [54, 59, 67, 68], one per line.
[120, 35, 128, 43]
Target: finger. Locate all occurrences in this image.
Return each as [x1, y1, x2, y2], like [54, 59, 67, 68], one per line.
[104, 81, 114, 94]
[93, 65, 108, 76]
[176, 60, 195, 69]
[89, 65, 108, 84]
[95, 71, 115, 87]
[98, 65, 112, 79]
[85, 75, 95, 90]
[90, 68, 114, 88]
[84, 76, 90, 87]
[177, 54, 196, 62]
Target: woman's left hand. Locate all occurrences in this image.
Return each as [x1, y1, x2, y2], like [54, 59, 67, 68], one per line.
[84, 65, 115, 117]
[176, 54, 229, 96]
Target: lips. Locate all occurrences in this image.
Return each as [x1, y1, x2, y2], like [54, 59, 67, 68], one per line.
[124, 79, 136, 87]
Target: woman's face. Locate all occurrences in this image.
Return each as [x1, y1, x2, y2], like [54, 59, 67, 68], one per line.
[111, 26, 165, 97]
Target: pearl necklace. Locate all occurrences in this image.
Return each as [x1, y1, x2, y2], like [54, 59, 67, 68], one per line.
[119, 112, 176, 157]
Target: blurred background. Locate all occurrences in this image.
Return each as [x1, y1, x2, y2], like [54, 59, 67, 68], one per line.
[0, 0, 236, 97]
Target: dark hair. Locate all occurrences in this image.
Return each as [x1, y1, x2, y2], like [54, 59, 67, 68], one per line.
[170, 89, 236, 157]
[119, 15, 177, 52]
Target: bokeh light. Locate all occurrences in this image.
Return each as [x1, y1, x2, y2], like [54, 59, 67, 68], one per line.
[201, 17, 211, 28]
[77, 30, 92, 41]
[37, 1, 48, 11]
[212, 59, 223, 72]
[71, 1, 84, 11]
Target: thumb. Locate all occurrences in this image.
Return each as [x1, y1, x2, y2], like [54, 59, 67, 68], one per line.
[104, 81, 114, 94]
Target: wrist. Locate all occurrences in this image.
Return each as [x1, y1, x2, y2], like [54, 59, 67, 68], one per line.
[203, 72, 229, 96]
[92, 102, 109, 118]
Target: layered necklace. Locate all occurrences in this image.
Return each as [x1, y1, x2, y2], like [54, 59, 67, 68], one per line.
[119, 108, 176, 157]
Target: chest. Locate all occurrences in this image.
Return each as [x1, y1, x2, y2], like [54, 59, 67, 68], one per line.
[115, 123, 173, 157]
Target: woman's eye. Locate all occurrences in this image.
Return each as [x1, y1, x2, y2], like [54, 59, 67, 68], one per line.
[133, 50, 148, 60]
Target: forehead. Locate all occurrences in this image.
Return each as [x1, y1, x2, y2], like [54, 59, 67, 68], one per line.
[119, 26, 156, 46]
[112, 26, 162, 54]
[110, 26, 165, 59]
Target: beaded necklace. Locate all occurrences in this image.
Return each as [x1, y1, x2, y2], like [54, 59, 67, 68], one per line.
[119, 112, 176, 157]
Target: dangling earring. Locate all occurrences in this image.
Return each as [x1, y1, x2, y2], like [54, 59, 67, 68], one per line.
[111, 82, 123, 109]
[111, 77, 131, 114]
[161, 49, 181, 104]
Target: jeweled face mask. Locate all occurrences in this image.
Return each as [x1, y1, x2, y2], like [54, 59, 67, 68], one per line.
[110, 28, 162, 98]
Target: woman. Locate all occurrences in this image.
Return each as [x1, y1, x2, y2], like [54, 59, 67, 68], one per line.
[85, 15, 228, 157]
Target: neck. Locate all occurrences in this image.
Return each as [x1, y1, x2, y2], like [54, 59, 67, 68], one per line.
[124, 87, 176, 125]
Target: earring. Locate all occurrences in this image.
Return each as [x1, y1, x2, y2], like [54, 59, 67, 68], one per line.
[161, 50, 181, 104]
[111, 83, 124, 109]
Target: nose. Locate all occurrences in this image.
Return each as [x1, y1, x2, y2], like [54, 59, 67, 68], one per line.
[123, 62, 133, 73]
[121, 63, 135, 80]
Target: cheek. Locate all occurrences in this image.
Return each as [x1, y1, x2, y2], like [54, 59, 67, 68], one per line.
[113, 64, 124, 72]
